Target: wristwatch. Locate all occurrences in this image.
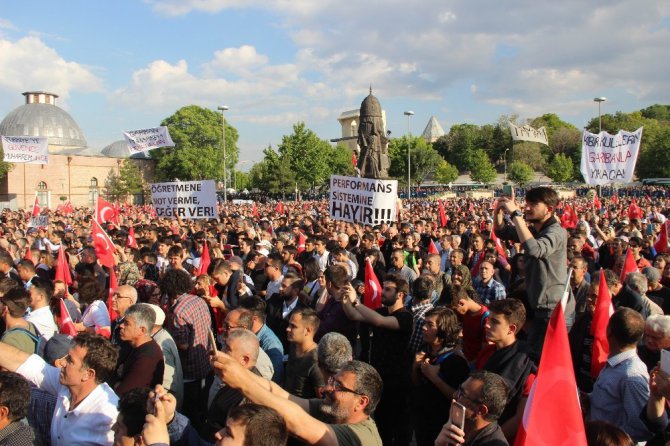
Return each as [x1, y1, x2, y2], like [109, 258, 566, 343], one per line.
[511, 210, 524, 219]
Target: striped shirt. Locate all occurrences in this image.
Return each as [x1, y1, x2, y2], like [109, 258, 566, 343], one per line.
[169, 293, 212, 381]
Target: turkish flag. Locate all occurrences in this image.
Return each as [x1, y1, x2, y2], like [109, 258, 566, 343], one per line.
[352, 151, 357, 167]
[561, 204, 578, 229]
[590, 269, 614, 379]
[107, 267, 118, 326]
[196, 241, 211, 276]
[627, 199, 643, 220]
[91, 219, 116, 268]
[363, 259, 382, 309]
[31, 195, 40, 218]
[438, 201, 448, 227]
[490, 229, 507, 260]
[54, 246, 73, 287]
[593, 192, 601, 211]
[612, 193, 618, 205]
[63, 201, 74, 215]
[654, 222, 669, 254]
[58, 298, 78, 337]
[126, 227, 139, 249]
[514, 298, 587, 446]
[96, 197, 118, 224]
[297, 232, 306, 255]
[24, 246, 33, 264]
[428, 239, 440, 255]
[620, 248, 638, 283]
[252, 202, 260, 218]
[275, 201, 285, 215]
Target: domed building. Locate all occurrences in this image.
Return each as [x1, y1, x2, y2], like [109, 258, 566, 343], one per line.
[0, 91, 154, 209]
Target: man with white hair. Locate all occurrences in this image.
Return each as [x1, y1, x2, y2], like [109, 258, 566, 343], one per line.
[638, 314, 670, 372]
[623, 272, 663, 319]
[148, 303, 184, 409]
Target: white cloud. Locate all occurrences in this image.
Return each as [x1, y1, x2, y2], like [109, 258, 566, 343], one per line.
[0, 36, 103, 105]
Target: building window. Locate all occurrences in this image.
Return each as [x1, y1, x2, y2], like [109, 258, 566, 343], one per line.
[90, 177, 98, 187]
[32, 94, 39, 103]
[37, 181, 47, 190]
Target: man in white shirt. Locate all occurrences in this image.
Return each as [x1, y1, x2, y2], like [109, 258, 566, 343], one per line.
[25, 277, 57, 340]
[313, 237, 330, 272]
[0, 332, 119, 445]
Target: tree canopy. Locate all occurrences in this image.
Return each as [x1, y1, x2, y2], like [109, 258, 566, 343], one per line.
[152, 105, 239, 182]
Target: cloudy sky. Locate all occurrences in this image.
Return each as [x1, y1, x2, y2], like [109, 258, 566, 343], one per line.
[0, 1, 668, 166]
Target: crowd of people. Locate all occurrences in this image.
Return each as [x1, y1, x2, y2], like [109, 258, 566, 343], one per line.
[0, 185, 668, 445]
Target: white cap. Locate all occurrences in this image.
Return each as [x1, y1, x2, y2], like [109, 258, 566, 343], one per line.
[146, 304, 165, 326]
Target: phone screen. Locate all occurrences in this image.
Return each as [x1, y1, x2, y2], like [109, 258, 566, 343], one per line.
[502, 184, 513, 197]
[661, 349, 670, 375]
[449, 400, 466, 430]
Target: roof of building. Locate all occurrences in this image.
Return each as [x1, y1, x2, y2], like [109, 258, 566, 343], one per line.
[422, 116, 445, 142]
[101, 140, 152, 159]
[0, 103, 88, 148]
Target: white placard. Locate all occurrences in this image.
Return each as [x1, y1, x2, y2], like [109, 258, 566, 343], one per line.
[150, 180, 217, 219]
[580, 127, 643, 185]
[508, 123, 549, 145]
[28, 215, 48, 228]
[329, 175, 398, 225]
[1, 136, 49, 164]
[123, 126, 175, 154]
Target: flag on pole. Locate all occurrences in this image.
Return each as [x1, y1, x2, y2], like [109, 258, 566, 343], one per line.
[561, 204, 578, 229]
[107, 267, 119, 324]
[54, 246, 73, 287]
[297, 232, 307, 255]
[24, 246, 33, 264]
[252, 202, 260, 219]
[352, 151, 357, 167]
[490, 228, 507, 260]
[428, 239, 440, 255]
[591, 269, 614, 379]
[58, 298, 78, 336]
[196, 241, 211, 276]
[91, 219, 116, 268]
[654, 222, 669, 254]
[593, 192, 601, 211]
[364, 259, 382, 310]
[126, 227, 139, 249]
[31, 194, 40, 218]
[627, 199, 643, 220]
[620, 248, 638, 283]
[96, 197, 119, 224]
[438, 200, 448, 227]
[275, 201, 285, 215]
[514, 269, 587, 446]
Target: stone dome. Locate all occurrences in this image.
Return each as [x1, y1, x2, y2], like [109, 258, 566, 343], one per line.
[0, 91, 87, 149]
[360, 89, 383, 118]
[101, 140, 152, 159]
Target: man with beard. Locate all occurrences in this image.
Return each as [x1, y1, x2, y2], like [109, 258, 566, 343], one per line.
[494, 186, 569, 359]
[211, 355, 382, 445]
[341, 272, 413, 446]
[266, 273, 308, 352]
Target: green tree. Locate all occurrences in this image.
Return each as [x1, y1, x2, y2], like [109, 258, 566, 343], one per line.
[278, 122, 332, 191]
[436, 124, 479, 171]
[262, 146, 296, 197]
[637, 127, 670, 178]
[641, 104, 670, 121]
[411, 144, 443, 186]
[545, 153, 574, 183]
[329, 144, 357, 178]
[152, 105, 239, 182]
[511, 143, 546, 170]
[435, 160, 459, 184]
[388, 135, 433, 184]
[104, 171, 125, 201]
[103, 160, 147, 202]
[0, 162, 12, 180]
[507, 161, 534, 185]
[469, 149, 497, 184]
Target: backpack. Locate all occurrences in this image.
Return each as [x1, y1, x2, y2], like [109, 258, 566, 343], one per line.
[7, 325, 47, 358]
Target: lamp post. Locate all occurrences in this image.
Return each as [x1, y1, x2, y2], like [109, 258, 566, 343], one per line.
[217, 105, 229, 203]
[594, 97, 606, 133]
[404, 110, 414, 208]
[504, 148, 509, 182]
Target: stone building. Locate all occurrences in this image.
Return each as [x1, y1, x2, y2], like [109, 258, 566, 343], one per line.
[0, 91, 154, 209]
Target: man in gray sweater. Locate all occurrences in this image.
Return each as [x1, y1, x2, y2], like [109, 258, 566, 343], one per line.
[494, 186, 569, 360]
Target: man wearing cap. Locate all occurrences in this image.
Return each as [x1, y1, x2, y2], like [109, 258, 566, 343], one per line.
[644, 266, 670, 314]
[148, 304, 184, 410]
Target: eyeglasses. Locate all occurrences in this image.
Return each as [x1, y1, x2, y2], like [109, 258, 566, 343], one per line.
[454, 386, 482, 407]
[113, 293, 133, 300]
[223, 323, 240, 331]
[326, 377, 364, 396]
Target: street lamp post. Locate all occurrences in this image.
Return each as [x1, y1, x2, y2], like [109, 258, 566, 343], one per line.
[594, 97, 606, 133]
[404, 110, 414, 208]
[504, 148, 509, 182]
[217, 105, 229, 203]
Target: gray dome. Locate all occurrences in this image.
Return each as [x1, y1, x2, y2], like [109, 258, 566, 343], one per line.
[101, 140, 152, 159]
[0, 103, 87, 148]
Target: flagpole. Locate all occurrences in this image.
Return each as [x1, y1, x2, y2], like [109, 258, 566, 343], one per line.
[560, 267, 573, 309]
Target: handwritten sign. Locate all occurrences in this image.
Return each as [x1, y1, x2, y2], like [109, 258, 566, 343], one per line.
[1, 136, 48, 164]
[580, 128, 643, 185]
[329, 175, 398, 225]
[508, 123, 549, 145]
[123, 126, 175, 154]
[150, 180, 217, 219]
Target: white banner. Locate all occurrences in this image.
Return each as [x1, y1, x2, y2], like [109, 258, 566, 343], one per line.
[1, 136, 49, 164]
[28, 215, 48, 228]
[329, 175, 397, 225]
[508, 123, 549, 145]
[580, 127, 643, 185]
[123, 126, 175, 154]
[150, 180, 217, 219]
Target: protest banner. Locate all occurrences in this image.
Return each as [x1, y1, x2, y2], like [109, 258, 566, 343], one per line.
[150, 180, 217, 219]
[580, 127, 643, 185]
[1, 136, 49, 164]
[329, 175, 397, 225]
[28, 215, 48, 228]
[508, 123, 549, 145]
[123, 126, 175, 154]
